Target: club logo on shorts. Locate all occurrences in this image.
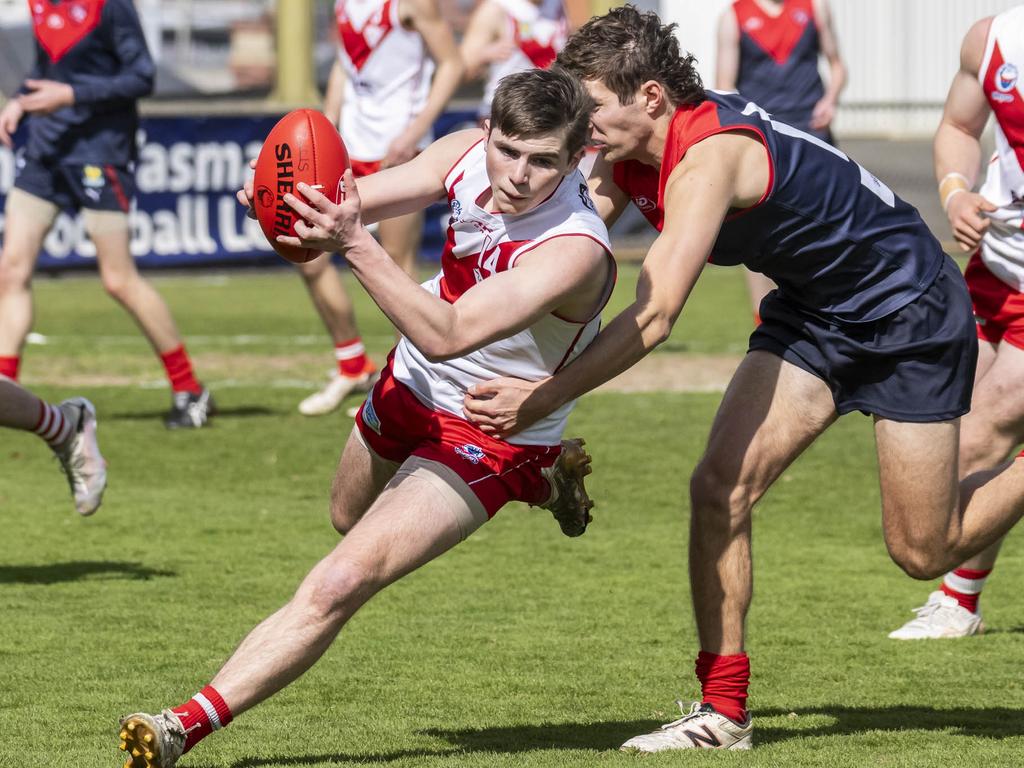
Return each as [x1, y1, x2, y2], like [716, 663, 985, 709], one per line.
[361, 394, 382, 435]
[455, 443, 486, 464]
[82, 165, 105, 188]
[997, 63, 1018, 93]
[632, 195, 656, 212]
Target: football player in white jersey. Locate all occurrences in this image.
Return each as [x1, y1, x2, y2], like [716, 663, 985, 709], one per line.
[118, 69, 612, 768]
[292, 0, 464, 417]
[890, 9, 1024, 640]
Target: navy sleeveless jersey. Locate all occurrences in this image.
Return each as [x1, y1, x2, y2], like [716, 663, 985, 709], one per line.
[612, 91, 944, 323]
[733, 0, 824, 131]
[21, 0, 154, 166]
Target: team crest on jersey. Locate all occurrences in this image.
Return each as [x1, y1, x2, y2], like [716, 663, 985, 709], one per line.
[455, 443, 486, 464]
[997, 63, 1018, 93]
[743, 17, 763, 31]
[632, 195, 656, 212]
[450, 198, 463, 221]
[82, 165, 105, 188]
[791, 9, 809, 24]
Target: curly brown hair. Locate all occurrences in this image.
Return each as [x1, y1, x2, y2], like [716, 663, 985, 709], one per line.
[556, 5, 704, 107]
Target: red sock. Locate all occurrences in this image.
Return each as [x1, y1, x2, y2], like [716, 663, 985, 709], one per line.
[696, 651, 750, 724]
[335, 338, 372, 377]
[0, 355, 20, 381]
[941, 567, 991, 614]
[160, 345, 202, 394]
[170, 685, 233, 754]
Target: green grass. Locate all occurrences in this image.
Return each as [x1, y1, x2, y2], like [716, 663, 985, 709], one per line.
[0, 264, 1022, 767]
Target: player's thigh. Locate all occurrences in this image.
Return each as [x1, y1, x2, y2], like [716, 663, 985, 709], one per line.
[330, 426, 400, 532]
[964, 340, 1024, 450]
[377, 209, 424, 275]
[0, 189, 56, 279]
[874, 416, 960, 542]
[327, 456, 484, 589]
[696, 350, 838, 504]
[86, 210, 134, 276]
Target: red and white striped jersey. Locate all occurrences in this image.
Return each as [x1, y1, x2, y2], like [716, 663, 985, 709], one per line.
[392, 138, 614, 445]
[479, 0, 568, 118]
[335, 0, 433, 162]
[979, 5, 1024, 290]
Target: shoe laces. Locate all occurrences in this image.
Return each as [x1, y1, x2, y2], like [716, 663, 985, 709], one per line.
[660, 700, 704, 730]
[906, 594, 957, 625]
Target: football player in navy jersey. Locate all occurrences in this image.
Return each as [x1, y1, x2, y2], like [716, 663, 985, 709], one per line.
[464, 5, 1024, 750]
[715, 0, 846, 325]
[0, 0, 212, 428]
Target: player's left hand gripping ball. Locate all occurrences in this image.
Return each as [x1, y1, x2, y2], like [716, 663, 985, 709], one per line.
[253, 109, 349, 263]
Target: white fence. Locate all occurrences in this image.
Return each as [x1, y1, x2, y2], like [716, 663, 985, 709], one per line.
[660, 0, 1022, 137]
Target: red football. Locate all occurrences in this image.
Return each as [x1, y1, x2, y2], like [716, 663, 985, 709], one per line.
[253, 109, 349, 264]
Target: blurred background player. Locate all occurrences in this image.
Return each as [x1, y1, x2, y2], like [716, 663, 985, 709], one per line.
[460, 0, 569, 124]
[0, 0, 213, 429]
[292, 0, 463, 417]
[890, 7, 1024, 640]
[0, 378, 106, 516]
[119, 69, 605, 767]
[715, 0, 846, 324]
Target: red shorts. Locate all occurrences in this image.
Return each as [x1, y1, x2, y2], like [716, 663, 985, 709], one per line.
[964, 251, 1024, 349]
[350, 159, 382, 178]
[354, 361, 560, 517]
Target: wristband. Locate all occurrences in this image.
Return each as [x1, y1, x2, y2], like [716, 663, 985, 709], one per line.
[939, 172, 970, 211]
[942, 186, 967, 212]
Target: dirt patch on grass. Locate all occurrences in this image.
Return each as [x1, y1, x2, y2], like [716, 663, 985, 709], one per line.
[20, 351, 744, 392]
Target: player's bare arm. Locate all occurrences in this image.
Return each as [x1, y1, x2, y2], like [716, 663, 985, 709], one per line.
[809, 0, 846, 130]
[385, 0, 464, 167]
[322, 59, 347, 129]
[715, 7, 741, 91]
[460, 1, 514, 80]
[584, 151, 631, 225]
[465, 131, 767, 437]
[0, 97, 24, 147]
[936, 16, 998, 252]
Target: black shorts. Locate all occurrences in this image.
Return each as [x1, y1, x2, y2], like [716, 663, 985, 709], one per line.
[749, 256, 977, 422]
[14, 157, 134, 213]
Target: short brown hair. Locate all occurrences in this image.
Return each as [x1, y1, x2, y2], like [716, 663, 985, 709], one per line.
[490, 68, 594, 158]
[557, 5, 704, 107]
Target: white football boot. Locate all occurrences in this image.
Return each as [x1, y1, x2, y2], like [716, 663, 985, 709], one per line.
[888, 590, 983, 639]
[620, 701, 753, 752]
[52, 397, 107, 516]
[118, 710, 186, 768]
[298, 370, 376, 416]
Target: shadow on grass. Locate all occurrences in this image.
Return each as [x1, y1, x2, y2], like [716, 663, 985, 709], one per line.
[108, 405, 278, 421]
[219, 707, 1024, 766]
[0, 560, 175, 584]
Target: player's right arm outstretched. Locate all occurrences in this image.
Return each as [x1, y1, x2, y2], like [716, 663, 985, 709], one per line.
[936, 16, 998, 252]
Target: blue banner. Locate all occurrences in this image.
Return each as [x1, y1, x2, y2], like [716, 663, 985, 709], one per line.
[0, 110, 477, 270]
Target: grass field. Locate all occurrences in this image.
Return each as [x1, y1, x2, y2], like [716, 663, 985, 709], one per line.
[1, 263, 1022, 767]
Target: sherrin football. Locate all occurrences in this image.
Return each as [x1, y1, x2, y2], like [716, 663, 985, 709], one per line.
[253, 108, 350, 263]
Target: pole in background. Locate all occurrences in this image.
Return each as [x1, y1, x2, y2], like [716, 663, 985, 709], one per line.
[269, 0, 321, 107]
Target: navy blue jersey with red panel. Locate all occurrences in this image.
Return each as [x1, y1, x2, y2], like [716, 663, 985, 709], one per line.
[732, 0, 826, 139]
[21, 0, 154, 166]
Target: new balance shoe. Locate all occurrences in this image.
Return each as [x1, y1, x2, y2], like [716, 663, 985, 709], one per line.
[52, 397, 106, 516]
[298, 369, 377, 416]
[621, 702, 753, 753]
[165, 388, 214, 429]
[888, 590, 984, 639]
[535, 437, 594, 537]
[118, 710, 186, 768]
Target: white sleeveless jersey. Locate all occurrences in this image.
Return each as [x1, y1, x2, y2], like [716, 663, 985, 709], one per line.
[392, 139, 613, 446]
[978, 6, 1024, 289]
[335, 0, 434, 162]
[479, 0, 568, 118]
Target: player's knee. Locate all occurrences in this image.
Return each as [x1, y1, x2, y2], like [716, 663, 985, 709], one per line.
[959, 426, 1013, 473]
[0, 250, 34, 295]
[330, 504, 359, 535]
[99, 267, 138, 301]
[887, 538, 948, 580]
[305, 561, 375, 619]
[690, 459, 756, 525]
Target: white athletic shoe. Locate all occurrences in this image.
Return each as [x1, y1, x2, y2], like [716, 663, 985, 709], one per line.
[52, 397, 107, 516]
[620, 702, 753, 753]
[297, 370, 376, 416]
[888, 590, 983, 639]
[119, 710, 186, 768]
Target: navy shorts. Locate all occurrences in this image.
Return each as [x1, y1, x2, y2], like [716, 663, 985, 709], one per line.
[749, 255, 977, 422]
[14, 157, 134, 213]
